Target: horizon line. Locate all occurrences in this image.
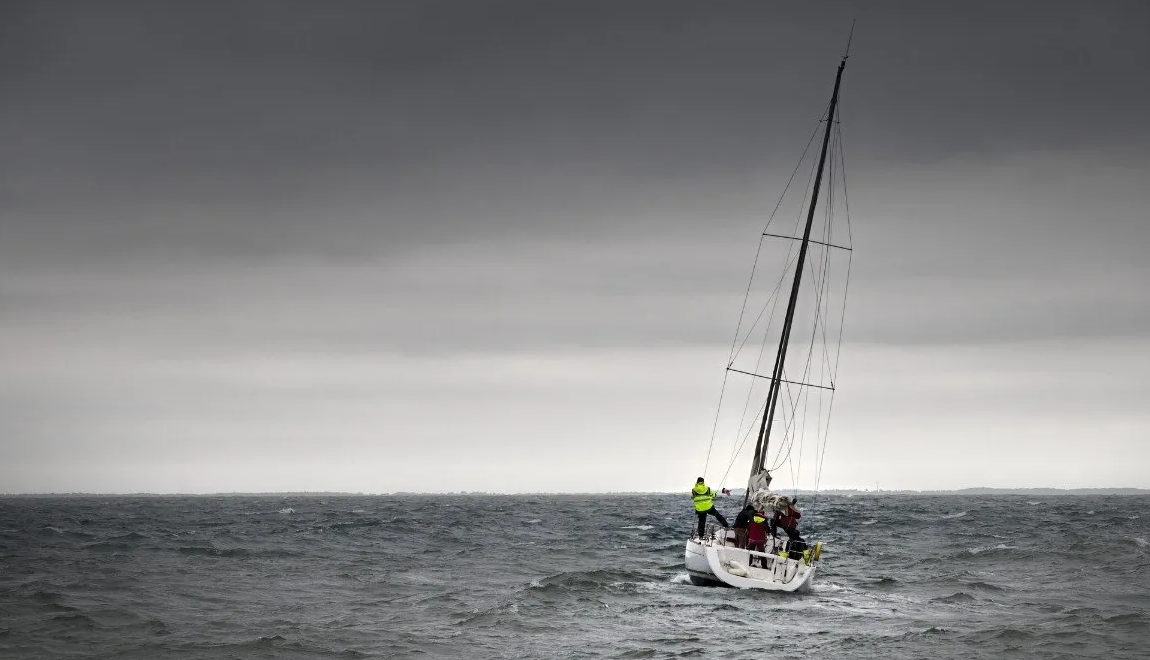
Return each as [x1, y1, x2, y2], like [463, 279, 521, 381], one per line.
[3, 486, 1148, 497]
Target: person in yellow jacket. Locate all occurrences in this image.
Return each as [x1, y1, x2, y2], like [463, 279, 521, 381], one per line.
[691, 477, 729, 537]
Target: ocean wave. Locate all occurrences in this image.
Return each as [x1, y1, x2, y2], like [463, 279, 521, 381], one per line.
[870, 576, 900, 589]
[36, 525, 93, 540]
[524, 568, 657, 597]
[175, 544, 296, 559]
[326, 520, 387, 531]
[1105, 612, 1148, 627]
[931, 592, 976, 604]
[48, 613, 98, 630]
[967, 543, 1018, 555]
[4, 492, 1148, 659]
[621, 525, 654, 531]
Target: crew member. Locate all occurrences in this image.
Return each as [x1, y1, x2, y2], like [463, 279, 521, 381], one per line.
[732, 503, 755, 548]
[771, 496, 805, 552]
[691, 477, 729, 537]
[746, 508, 770, 566]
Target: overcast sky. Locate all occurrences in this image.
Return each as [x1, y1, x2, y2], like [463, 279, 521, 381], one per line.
[2, 1, 1147, 494]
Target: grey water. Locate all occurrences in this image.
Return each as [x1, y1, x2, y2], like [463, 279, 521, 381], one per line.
[1, 493, 1147, 659]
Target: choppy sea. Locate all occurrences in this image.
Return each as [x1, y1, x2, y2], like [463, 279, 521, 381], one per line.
[1, 494, 1147, 659]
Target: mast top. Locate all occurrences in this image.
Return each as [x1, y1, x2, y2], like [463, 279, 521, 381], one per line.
[843, 19, 856, 62]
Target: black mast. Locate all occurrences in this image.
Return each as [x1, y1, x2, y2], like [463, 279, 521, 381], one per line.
[747, 56, 847, 496]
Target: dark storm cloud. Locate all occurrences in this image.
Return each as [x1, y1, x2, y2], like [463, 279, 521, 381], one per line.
[3, 1, 1147, 260]
[1, 1, 1147, 492]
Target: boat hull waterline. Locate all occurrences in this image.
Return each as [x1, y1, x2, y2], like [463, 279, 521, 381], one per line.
[684, 536, 816, 592]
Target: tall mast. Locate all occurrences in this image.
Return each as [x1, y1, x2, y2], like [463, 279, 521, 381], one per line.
[747, 56, 847, 494]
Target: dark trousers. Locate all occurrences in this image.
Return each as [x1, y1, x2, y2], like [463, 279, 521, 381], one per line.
[733, 527, 748, 548]
[771, 522, 804, 552]
[695, 506, 729, 536]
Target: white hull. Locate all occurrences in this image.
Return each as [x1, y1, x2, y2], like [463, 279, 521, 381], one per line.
[684, 532, 817, 592]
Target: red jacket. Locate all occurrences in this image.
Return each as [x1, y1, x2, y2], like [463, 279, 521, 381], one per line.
[774, 505, 801, 529]
[747, 512, 768, 543]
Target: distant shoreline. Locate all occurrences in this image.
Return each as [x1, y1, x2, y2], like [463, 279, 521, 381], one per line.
[2, 487, 1148, 497]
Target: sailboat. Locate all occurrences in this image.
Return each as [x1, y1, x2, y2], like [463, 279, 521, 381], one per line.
[684, 49, 853, 591]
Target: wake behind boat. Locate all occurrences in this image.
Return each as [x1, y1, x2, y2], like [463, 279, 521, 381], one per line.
[684, 48, 853, 591]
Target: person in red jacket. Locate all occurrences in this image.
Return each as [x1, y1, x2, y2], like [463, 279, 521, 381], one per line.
[770, 497, 804, 551]
[745, 508, 769, 567]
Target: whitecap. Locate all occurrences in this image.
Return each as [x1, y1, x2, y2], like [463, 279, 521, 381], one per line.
[524, 519, 542, 524]
[860, 519, 878, 525]
[670, 573, 691, 584]
[968, 543, 1017, 554]
[1027, 501, 1042, 505]
[942, 511, 968, 519]
[621, 525, 654, 531]
[1131, 537, 1149, 548]
[278, 508, 295, 514]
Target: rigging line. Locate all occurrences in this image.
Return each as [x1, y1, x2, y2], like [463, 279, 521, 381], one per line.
[805, 161, 838, 490]
[768, 359, 808, 471]
[770, 116, 842, 483]
[767, 376, 802, 472]
[815, 136, 839, 381]
[812, 106, 854, 495]
[794, 124, 840, 385]
[729, 116, 825, 363]
[816, 228, 854, 491]
[701, 370, 733, 476]
[724, 250, 799, 473]
[723, 375, 765, 481]
[814, 373, 843, 493]
[727, 212, 812, 470]
[718, 397, 769, 488]
[770, 245, 827, 477]
[763, 119, 825, 234]
[813, 346, 826, 497]
[790, 295, 822, 484]
[814, 175, 854, 491]
[762, 232, 851, 252]
[835, 116, 854, 248]
[703, 119, 823, 473]
[725, 367, 835, 391]
[808, 128, 843, 393]
[730, 246, 797, 364]
[795, 232, 833, 489]
[748, 360, 804, 477]
[724, 236, 766, 364]
[763, 139, 837, 478]
[703, 119, 823, 476]
[752, 110, 827, 469]
[812, 198, 834, 492]
[727, 104, 835, 486]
